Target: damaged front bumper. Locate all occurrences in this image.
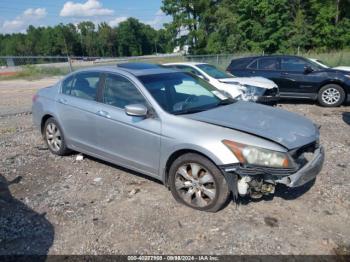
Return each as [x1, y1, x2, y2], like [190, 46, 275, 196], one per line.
[276, 146, 325, 187]
[255, 94, 280, 104]
[241, 87, 280, 105]
[220, 146, 325, 197]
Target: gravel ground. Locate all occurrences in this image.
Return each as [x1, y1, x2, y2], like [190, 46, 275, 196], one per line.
[0, 78, 349, 255]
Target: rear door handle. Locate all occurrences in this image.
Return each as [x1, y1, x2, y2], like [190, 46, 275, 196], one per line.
[58, 98, 68, 104]
[96, 110, 111, 119]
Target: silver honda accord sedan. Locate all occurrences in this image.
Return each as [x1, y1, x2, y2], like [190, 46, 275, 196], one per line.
[32, 64, 325, 212]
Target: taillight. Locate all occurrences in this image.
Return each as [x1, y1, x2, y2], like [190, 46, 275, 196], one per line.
[32, 94, 38, 103]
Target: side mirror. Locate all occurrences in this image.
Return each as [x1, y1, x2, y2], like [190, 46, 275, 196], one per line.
[304, 65, 313, 74]
[125, 104, 148, 117]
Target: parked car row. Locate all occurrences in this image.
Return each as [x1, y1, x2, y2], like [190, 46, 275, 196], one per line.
[163, 62, 279, 105]
[32, 62, 325, 212]
[227, 55, 350, 107]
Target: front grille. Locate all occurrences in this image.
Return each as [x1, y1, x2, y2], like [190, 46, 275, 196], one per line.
[264, 87, 279, 96]
[222, 164, 297, 176]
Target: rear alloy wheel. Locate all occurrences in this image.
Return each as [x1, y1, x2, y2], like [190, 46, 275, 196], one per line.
[318, 84, 345, 107]
[44, 118, 70, 156]
[169, 153, 230, 212]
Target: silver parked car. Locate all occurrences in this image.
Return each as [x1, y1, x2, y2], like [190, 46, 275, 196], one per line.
[32, 64, 325, 212]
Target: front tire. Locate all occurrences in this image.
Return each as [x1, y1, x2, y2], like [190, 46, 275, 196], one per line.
[168, 153, 230, 212]
[318, 84, 345, 107]
[43, 117, 70, 156]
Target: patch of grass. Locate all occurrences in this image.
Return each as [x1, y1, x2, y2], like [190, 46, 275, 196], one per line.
[0, 65, 68, 81]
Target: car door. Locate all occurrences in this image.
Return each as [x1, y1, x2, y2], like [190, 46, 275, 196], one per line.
[278, 57, 321, 96]
[252, 57, 283, 87]
[94, 73, 161, 177]
[55, 71, 101, 152]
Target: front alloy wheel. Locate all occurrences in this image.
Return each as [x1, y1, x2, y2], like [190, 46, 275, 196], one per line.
[169, 153, 230, 212]
[43, 117, 70, 156]
[175, 163, 216, 207]
[318, 84, 345, 107]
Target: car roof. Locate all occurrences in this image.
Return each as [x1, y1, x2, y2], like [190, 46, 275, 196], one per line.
[163, 62, 207, 66]
[72, 64, 180, 77]
[231, 55, 307, 61]
[116, 62, 161, 70]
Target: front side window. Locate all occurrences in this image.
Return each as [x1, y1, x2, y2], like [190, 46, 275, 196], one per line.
[258, 58, 280, 70]
[196, 64, 232, 79]
[103, 74, 146, 108]
[281, 57, 308, 72]
[70, 72, 100, 100]
[306, 58, 328, 70]
[138, 72, 229, 114]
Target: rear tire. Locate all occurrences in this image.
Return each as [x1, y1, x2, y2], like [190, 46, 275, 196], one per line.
[318, 84, 345, 107]
[168, 153, 230, 212]
[43, 117, 70, 156]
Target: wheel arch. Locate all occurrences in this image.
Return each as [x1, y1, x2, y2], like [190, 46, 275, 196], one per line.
[41, 114, 54, 134]
[163, 149, 221, 186]
[318, 80, 347, 95]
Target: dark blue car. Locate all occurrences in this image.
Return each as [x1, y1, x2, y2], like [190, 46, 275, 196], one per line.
[227, 55, 350, 107]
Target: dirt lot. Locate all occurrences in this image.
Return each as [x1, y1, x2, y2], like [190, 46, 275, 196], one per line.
[0, 77, 349, 255]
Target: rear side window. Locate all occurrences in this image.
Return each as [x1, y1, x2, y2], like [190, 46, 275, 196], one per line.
[247, 59, 258, 69]
[61, 76, 74, 95]
[103, 74, 146, 108]
[228, 58, 252, 70]
[70, 72, 100, 101]
[258, 58, 280, 70]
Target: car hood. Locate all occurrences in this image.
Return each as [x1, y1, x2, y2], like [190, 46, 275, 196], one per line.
[183, 101, 318, 150]
[332, 66, 350, 72]
[219, 76, 277, 89]
[317, 68, 350, 75]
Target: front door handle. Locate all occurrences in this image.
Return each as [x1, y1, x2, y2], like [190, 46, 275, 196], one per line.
[58, 98, 68, 104]
[96, 110, 111, 119]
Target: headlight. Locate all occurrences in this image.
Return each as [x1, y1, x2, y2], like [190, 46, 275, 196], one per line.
[242, 85, 266, 96]
[222, 140, 294, 168]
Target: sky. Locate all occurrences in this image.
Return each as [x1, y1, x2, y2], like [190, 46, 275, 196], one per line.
[0, 0, 171, 34]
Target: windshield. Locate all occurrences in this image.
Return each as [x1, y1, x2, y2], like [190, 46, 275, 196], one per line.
[138, 72, 232, 115]
[307, 58, 329, 69]
[196, 64, 233, 79]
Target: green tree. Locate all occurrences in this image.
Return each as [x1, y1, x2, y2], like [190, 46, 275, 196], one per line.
[97, 22, 117, 56]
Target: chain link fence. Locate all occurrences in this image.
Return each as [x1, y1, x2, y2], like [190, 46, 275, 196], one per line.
[1, 51, 349, 79]
[0, 54, 186, 79]
[0, 53, 255, 79]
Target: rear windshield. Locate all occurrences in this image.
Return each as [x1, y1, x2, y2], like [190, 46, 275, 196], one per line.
[228, 58, 252, 70]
